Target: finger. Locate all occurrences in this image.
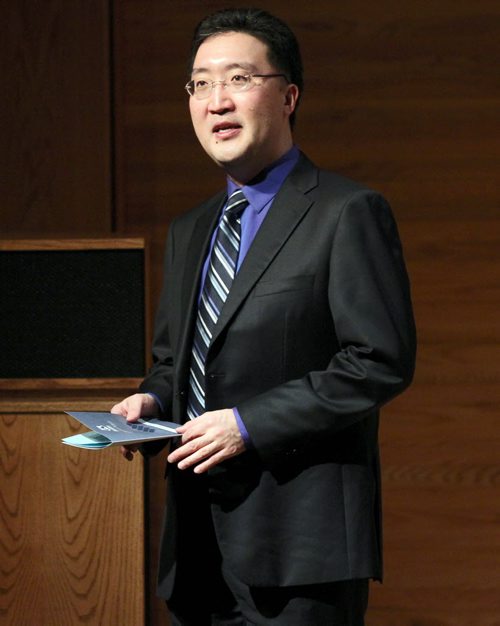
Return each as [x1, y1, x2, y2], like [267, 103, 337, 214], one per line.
[193, 448, 232, 474]
[120, 445, 134, 461]
[167, 434, 209, 463]
[178, 440, 220, 470]
[169, 434, 216, 466]
[124, 397, 145, 422]
[174, 421, 208, 445]
[111, 402, 125, 416]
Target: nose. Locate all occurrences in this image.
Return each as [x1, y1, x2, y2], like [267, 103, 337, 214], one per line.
[208, 82, 235, 113]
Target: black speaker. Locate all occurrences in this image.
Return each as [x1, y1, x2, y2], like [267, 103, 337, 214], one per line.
[0, 239, 147, 379]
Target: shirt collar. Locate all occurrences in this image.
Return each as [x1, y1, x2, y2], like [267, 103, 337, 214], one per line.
[226, 145, 300, 214]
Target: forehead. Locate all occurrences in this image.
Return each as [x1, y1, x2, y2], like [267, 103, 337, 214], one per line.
[192, 31, 271, 75]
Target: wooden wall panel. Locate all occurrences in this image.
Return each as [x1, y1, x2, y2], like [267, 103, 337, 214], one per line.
[113, 0, 500, 301]
[0, 1, 112, 233]
[369, 218, 500, 625]
[0, 399, 145, 625]
[372, 386, 500, 626]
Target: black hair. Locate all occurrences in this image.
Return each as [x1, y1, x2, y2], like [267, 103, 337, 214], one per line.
[188, 7, 303, 128]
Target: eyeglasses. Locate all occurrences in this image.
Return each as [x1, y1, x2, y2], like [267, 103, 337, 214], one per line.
[185, 72, 289, 99]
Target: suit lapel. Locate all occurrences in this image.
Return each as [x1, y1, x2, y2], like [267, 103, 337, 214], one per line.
[210, 156, 319, 348]
[175, 192, 226, 376]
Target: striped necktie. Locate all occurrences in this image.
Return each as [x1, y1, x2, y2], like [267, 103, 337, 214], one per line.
[187, 189, 248, 419]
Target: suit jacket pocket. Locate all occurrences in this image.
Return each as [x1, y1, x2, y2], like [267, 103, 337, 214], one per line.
[254, 274, 314, 297]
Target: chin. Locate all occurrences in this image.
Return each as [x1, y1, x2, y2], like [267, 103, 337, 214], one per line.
[210, 150, 246, 170]
[208, 137, 249, 161]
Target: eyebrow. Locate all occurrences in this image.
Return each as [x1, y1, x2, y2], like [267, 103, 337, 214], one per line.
[191, 62, 259, 76]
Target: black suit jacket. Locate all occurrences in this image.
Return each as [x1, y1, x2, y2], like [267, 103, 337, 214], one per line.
[140, 153, 416, 597]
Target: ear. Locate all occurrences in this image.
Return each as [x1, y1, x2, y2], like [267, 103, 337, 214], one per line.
[284, 83, 299, 115]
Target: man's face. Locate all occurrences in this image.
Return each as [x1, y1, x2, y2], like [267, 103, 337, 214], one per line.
[188, 31, 298, 184]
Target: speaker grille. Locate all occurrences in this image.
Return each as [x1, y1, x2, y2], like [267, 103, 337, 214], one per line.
[1, 248, 146, 378]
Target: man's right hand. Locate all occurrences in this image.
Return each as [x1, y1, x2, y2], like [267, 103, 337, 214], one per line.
[111, 393, 160, 461]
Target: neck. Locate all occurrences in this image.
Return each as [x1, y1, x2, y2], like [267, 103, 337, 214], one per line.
[224, 141, 294, 186]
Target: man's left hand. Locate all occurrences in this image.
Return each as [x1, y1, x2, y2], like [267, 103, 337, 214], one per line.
[167, 409, 245, 473]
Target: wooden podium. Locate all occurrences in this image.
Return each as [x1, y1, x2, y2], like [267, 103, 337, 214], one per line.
[0, 239, 151, 625]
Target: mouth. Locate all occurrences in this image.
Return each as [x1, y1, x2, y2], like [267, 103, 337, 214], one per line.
[212, 122, 242, 139]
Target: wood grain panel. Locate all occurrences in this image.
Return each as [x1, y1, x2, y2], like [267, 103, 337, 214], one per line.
[398, 218, 500, 385]
[369, 386, 500, 626]
[113, 0, 499, 298]
[0, 407, 145, 625]
[0, 1, 112, 234]
[367, 214, 500, 624]
[0, 238, 145, 251]
[298, 98, 499, 220]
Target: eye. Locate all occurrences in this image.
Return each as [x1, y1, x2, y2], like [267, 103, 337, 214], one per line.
[194, 79, 209, 90]
[229, 74, 250, 85]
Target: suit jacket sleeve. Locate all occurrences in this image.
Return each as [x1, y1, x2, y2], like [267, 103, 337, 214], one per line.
[138, 221, 176, 413]
[237, 190, 416, 464]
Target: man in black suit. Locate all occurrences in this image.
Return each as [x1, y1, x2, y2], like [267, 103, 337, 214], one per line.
[112, 8, 416, 625]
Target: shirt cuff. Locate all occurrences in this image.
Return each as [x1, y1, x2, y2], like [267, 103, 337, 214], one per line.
[233, 407, 253, 449]
[145, 392, 164, 415]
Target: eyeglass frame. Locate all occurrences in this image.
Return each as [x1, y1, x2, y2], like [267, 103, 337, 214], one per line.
[184, 73, 290, 99]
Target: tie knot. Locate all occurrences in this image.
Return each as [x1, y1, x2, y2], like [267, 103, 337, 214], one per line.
[225, 190, 248, 217]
